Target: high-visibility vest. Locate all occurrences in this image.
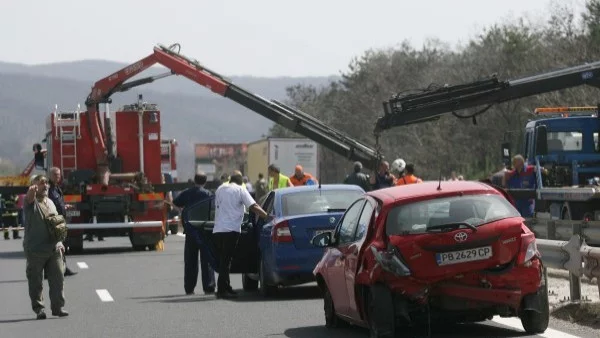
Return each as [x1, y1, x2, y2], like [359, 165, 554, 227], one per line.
[268, 173, 291, 190]
[290, 173, 317, 186]
[396, 174, 422, 185]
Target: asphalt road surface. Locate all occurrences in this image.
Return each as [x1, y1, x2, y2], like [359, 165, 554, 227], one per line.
[0, 234, 596, 338]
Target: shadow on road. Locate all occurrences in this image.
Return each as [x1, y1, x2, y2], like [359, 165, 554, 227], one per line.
[138, 294, 216, 304]
[0, 251, 25, 260]
[0, 318, 39, 324]
[66, 247, 135, 256]
[284, 322, 528, 338]
[228, 285, 322, 303]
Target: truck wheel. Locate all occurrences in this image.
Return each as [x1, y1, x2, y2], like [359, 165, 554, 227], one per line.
[169, 224, 178, 235]
[520, 274, 550, 334]
[367, 284, 395, 338]
[242, 274, 258, 291]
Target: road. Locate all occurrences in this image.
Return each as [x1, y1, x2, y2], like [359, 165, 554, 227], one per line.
[0, 234, 596, 338]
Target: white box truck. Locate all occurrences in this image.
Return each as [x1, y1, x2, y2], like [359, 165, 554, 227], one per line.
[247, 138, 319, 182]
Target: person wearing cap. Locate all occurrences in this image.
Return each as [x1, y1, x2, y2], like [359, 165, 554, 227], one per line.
[267, 164, 293, 191]
[213, 170, 271, 298]
[289, 165, 317, 186]
[23, 174, 68, 319]
[343, 161, 370, 191]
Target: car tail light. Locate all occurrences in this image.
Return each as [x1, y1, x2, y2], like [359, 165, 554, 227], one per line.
[517, 232, 538, 265]
[273, 220, 293, 243]
[370, 244, 411, 276]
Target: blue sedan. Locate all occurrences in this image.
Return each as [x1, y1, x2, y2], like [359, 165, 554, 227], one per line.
[241, 184, 365, 297]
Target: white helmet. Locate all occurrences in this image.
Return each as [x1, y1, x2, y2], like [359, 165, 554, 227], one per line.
[391, 158, 406, 173]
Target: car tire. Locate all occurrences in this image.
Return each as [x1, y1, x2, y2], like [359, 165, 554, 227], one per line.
[520, 274, 550, 334]
[367, 284, 395, 338]
[324, 287, 345, 328]
[259, 259, 277, 297]
[242, 273, 258, 291]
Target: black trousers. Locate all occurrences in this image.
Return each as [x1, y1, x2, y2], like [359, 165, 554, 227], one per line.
[184, 232, 215, 293]
[213, 231, 240, 292]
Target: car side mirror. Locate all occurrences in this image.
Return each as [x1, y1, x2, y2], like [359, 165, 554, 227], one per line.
[311, 232, 332, 247]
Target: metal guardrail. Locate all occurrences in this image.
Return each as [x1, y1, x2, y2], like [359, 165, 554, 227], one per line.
[536, 234, 600, 302]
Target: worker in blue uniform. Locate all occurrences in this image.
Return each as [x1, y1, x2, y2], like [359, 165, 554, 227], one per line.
[503, 155, 537, 217]
[171, 173, 216, 295]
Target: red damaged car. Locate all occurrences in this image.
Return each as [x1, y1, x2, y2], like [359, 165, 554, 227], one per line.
[311, 181, 549, 337]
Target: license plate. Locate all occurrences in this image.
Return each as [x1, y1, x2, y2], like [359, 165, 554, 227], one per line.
[66, 210, 80, 217]
[436, 246, 493, 266]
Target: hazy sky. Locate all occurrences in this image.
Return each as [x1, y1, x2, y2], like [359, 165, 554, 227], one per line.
[0, 0, 587, 77]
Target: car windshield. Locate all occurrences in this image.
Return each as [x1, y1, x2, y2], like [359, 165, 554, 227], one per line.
[385, 194, 521, 235]
[281, 189, 363, 216]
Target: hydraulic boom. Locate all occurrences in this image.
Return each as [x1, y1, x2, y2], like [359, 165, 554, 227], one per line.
[85, 43, 381, 170]
[374, 61, 600, 134]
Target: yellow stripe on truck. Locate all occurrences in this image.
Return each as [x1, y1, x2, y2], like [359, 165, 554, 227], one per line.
[137, 193, 164, 201]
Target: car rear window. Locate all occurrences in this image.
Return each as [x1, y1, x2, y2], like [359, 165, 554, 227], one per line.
[281, 190, 363, 216]
[385, 194, 521, 235]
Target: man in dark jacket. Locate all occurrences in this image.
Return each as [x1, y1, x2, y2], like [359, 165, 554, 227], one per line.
[343, 161, 370, 191]
[172, 172, 216, 295]
[48, 167, 77, 277]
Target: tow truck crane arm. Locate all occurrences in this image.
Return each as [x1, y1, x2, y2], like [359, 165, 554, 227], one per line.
[85, 43, 381, 170]
[374, 61, 600, 134]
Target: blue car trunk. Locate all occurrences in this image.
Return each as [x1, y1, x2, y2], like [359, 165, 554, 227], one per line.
[286, 212, 343, 250]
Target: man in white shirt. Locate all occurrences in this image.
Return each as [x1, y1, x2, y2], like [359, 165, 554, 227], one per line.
[213, 170, 270, 298]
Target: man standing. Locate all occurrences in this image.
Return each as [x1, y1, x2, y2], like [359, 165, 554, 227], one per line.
[267, 164, 293, 191]
[343, 161, 370, 191]
[396, 164, 423, 185]
[289, 165, 318, 186]
[369, 161, 396, 190]
[23, 174, 68, 319]
[254, 173, 268, 202]
[503, 155, 539, 217]
[213, 170, 270, 298]
[172, 173, 216, 295]
[48, 167, 77, 277]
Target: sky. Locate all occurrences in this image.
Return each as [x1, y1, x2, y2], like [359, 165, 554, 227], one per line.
[0, 0, 588, 77]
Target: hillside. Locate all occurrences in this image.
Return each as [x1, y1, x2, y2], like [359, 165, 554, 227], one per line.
[0, 60, 338, 179]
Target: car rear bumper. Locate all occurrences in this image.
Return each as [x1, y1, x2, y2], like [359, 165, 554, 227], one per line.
[264, 246, 324, 286]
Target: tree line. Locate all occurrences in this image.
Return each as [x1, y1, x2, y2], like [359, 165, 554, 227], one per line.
[270, 0, 600, 183]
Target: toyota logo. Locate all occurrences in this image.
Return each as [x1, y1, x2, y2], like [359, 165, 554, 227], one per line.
[454, 232, 468, 242]
[329, 217, 336, 224]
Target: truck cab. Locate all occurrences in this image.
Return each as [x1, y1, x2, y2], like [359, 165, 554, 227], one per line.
[522, 108, 600, 187]
[509, 107, 600, 221]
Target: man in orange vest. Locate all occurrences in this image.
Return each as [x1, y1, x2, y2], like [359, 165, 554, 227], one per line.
[396, 163, 423, 185]
[289, 165, 318, 186]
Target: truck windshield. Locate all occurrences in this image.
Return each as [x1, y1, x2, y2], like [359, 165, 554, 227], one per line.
[547, 131, 582, 152]
[385, 194, 521, 235]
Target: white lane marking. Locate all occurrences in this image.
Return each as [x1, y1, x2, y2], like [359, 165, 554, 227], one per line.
[96, 289, 114, 302]
[491, 316, 580, 338]
[77, 262, 88, 269]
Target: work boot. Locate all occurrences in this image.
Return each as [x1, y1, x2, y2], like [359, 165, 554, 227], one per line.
[3, 231, 9, 240]
[52, 309, 69, 317]
[12, 230, 21, 239]
[36, 310, 47, 320]
[64, 267, 78, 277]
